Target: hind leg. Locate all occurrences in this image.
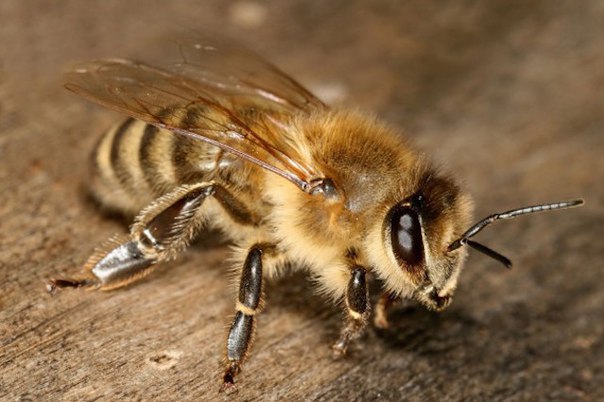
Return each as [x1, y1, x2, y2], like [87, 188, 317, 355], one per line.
[47, 181, 254, 292]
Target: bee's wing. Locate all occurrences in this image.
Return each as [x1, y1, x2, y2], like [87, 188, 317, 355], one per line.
[161, 32, 326, 113]
[65, 39, 326, 192]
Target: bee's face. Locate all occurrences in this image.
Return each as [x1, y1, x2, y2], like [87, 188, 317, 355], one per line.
[370, 172, 473, 311]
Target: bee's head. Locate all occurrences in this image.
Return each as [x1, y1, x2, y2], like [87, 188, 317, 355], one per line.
[371, 168, 583, 311]
[378, 172, 472, 311]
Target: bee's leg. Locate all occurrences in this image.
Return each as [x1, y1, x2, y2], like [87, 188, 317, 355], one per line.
[373, 292, 400, 329]
[332, 266, 370, 357]
[47, 182, 233, 292]
[221, 243, 274, 394]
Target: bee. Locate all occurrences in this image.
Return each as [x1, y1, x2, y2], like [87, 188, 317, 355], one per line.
[47, 33, 584, 392]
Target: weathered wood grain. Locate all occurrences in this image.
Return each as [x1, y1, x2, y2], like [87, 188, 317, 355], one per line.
[1, 1, 602, 400]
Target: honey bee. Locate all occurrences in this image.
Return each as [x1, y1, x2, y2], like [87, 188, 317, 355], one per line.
[47, 33, 583, 392]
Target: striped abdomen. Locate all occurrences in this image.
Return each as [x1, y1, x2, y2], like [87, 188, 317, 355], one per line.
[89, 117, 248, 214]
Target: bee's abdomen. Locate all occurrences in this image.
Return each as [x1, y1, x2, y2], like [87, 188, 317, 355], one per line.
[90, 118, 230, 214]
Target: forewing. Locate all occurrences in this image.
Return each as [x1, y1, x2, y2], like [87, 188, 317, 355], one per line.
[65, 55, 324, 191]
[161, 32, 326, 113]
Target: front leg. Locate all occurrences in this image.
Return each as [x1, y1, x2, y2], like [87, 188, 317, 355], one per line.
[373, 292, 400, 329]
[222, 243, 275, 393]
[332, 266, 370, 356]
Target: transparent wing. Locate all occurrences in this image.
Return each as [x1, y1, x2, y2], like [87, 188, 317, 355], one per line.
[65, 36, 327, 192]
[161, 31, 326, 113]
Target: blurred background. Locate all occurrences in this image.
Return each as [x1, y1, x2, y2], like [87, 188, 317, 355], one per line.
[1, 1, 602, 400]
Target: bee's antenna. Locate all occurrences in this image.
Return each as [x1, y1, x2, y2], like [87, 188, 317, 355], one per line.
[448, 199, 584, 268]
[465, 240, 512, 269]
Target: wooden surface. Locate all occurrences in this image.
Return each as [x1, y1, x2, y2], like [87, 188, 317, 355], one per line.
[1, 1, 603, 400]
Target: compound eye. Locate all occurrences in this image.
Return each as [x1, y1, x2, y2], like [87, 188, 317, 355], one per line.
[390, 207, 424, 267]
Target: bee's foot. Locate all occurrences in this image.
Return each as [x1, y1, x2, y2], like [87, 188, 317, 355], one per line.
[45, 278, 91, 294]
[331, 339, 348, 359]
[373, 314, 390, 330]
[220, 362, 240, 394]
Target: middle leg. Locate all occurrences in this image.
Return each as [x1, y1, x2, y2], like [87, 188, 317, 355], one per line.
[222, 242, 276, 393]
[332, 265, 371, 356]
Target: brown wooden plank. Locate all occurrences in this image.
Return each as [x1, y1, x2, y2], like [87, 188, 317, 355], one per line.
[1, 1, 602, 400]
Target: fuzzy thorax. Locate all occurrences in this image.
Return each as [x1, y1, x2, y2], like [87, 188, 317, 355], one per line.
[263, 109, 474, 305]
